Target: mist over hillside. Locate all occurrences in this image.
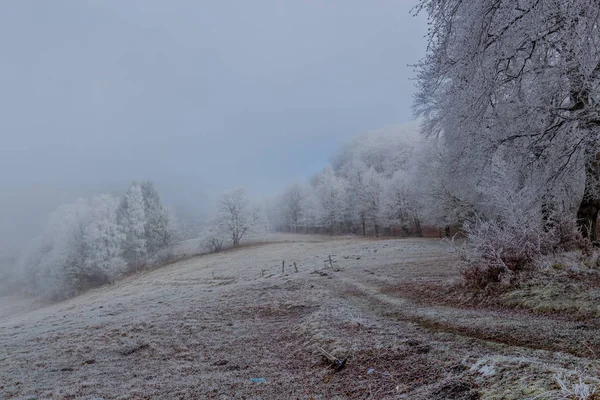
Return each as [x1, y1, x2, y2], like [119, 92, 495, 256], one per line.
[3, 0, 600, 398]
[0, 0, 426, 263]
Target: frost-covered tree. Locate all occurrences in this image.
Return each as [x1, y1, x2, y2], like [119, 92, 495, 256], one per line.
[267, 182, 319, 233]
[383, 171, 424, 237]
[269, 123, 427, 236]
[315, 166, 347, 234]
[415, 0, 600, 238]
[343, 161, 384, 236]
[298, 185, 321, 231]
[140, 181, 174, 255]
[270, 183, 321, 232]
[214, 188, 261, 247]
[265, 196, 285, 232]
[280, 183, 304, 232]
[332, 123, 420, 178]
[117, 183, 147, 267]
[417, 140, 479, 232]
[117, 181, 175, 266]
[19, 181, 176, 298]
[54, 202, 90, 297]
[20, 195, 129, 299]
[84, 194, 126, 282]
[363, 168, 384, 236]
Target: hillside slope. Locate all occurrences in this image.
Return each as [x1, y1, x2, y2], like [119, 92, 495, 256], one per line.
[1, 235, 598, 399]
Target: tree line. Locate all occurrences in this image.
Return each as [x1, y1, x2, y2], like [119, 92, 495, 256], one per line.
[19, 181, 175, 299]
[267, 0, 600, 286]
[266, 124, 434, 237]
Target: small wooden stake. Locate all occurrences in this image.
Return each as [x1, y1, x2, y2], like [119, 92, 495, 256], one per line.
[282, 260, 285, 274]
[318, 347, 346, 371]
[294, 262, 298, 273]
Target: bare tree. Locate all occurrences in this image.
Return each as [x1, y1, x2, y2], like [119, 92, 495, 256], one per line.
[216, 188, 260, 247]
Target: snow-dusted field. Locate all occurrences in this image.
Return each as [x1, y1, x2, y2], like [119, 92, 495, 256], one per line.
[1, 234, 598, 399]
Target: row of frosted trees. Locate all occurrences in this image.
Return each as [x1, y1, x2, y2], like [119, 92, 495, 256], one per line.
[19, 181, 175, 299]
[270, 0, 600, 287]
[267, 124, 440, 237]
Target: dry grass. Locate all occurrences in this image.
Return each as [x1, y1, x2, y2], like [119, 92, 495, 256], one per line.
[1, 234, 599, 399]
[396, 265, 600, 321]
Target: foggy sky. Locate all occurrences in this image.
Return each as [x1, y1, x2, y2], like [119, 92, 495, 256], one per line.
[0, 1, 427, 253]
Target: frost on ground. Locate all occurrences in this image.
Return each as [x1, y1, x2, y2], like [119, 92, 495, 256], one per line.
[1, 234, 599, 399]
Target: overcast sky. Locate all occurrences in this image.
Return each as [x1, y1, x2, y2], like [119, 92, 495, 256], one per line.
[0, 0, 427, 253]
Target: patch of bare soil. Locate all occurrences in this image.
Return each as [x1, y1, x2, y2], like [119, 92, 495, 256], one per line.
[1, 235, 599, 399]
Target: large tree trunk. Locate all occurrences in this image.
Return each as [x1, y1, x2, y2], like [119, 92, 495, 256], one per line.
[577, 152, 600, 241]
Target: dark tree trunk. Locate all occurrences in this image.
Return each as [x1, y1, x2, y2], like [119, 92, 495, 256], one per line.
[362, 220, 366, 236]
[402, 225, 410, 237]
[414, 217, 423, 237]
[577, 153, 600, 241]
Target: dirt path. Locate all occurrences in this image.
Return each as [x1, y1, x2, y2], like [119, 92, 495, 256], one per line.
[1, 235, 598, 399]
[329, 260, 600, 358]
